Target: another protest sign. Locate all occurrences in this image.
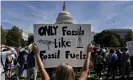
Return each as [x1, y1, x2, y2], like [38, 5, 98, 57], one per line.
[127, 41, 133, 56]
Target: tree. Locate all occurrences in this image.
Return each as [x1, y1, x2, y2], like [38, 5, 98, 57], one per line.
[1, 26, 7, 44]
[110, 35, 120, 47]
[120, 39, 126, 47]
[94, 30, 121, 47]
[125, 30, 133, 42]
[21, 39, 28, 47]
[6, 25, 22, 47]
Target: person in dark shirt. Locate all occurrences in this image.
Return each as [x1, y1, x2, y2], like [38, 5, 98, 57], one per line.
[130, 56, 133, 71]
[18, 47, 29, 77]
[116, 48, 122, 75]
[91, 48, 98, 71]
[18, 50, 25, 77]
[27, 51, 37, 80]
[121, 48, 130, 80]
[95, 50, 104, 80]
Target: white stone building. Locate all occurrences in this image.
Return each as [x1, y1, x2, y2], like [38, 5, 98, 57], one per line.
[55, 2, 95, 41]
[105, 29, 132, 39]
[55, 2, 73, 24]
[21, 30, 29, 41]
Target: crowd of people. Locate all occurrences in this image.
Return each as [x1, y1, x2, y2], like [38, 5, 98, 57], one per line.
[91, 47, 131, 80]
[1, 44, 38, 80]
[1, 43, 133, 80]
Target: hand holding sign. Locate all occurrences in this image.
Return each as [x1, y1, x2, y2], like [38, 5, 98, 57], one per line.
[89, 45, 94, 52]
[87, 44, 94, 53]
[32, 43, 39, 54]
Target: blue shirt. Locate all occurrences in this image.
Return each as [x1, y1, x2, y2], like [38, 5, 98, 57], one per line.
[107, 53, 118, 64]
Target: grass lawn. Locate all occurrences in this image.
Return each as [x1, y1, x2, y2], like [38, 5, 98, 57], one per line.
[16, 69, 133, 80]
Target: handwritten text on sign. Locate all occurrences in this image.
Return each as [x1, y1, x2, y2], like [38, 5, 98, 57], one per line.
[34, 24, 91, 68]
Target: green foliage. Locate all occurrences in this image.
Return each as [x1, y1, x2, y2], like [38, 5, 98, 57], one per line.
[6, 25, 22, 47]
[125, 30, 133, 42]
[1, 26, 7, 44]
[94, 30, 121, 47]
[110, 35, 120, 47]
[21, 39, 26, 47]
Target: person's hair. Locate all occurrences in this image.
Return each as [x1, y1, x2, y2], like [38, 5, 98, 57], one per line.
[7, 55, 13, 63]
[124, 47, 128, 52]
[93, 48, 97, 52]
[28, 35, 34, 45]
[116, 49, 120, 54]
[97, 49, 102, 55]
[121, 48, 124, 52]
[56, 63, 75, 80]
[109, 49, 115, 53]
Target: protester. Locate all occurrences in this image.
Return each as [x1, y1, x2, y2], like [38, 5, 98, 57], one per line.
[121, 48, 130, 80]
[130, 56, 133, 71]
[2, 43, 133, 80]
[1, 46, 18, 79]
[31, 43, 93, 80]
[23, 46, 29, 70]
[102, 48, 107, 72]
[18, 46, 29, 78]
[1, 46, 16, 68]
[5, 54, 13, 79]
[95, 49, 104, 79]
[106, 49, 118, 80]
[15, 47, 20, 54]
[116, 48, 122, 75]
[91, 48, 98, 71]
[18, 49, 25, 77]
[27, 44, 37, 80]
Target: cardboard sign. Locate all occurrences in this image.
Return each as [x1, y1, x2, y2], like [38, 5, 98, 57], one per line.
[127, 41, 133, 56]
[34, 24, 91, 68]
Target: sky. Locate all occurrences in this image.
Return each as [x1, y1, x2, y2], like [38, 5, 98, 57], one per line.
[1, 1, 133, 33]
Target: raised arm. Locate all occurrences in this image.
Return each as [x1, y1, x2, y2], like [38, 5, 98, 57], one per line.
[32, 44, 50, 80]
[79, 45, 93, 80]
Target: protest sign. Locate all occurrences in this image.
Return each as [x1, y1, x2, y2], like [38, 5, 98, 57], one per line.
[34, 24, 91, 68]
[126, 41, 133, 56]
